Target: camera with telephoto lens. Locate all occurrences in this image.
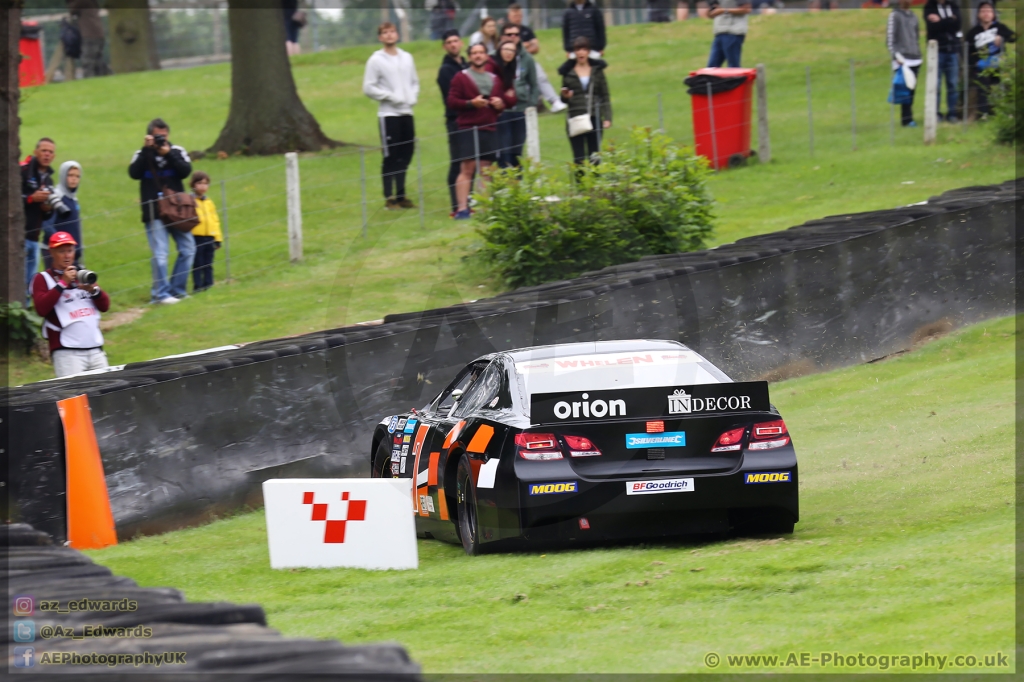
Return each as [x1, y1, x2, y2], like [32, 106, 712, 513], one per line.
[75, 269, 98, 286]
[153, 134, 168, 147]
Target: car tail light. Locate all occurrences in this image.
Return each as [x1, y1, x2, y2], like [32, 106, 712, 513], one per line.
[646, 421, 665, 433]
[515, 432, 563, 460]
[563, 434, 602, 457]
[747, 420, 791, 450]
[711, 427, 746, 452]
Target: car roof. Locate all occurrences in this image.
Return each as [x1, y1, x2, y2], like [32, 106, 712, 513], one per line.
[502, 339, 689, 362]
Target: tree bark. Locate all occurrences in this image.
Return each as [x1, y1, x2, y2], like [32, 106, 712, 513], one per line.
[3, 2, 25, 306]
[209, 1, 339, 156]
[107, 0, 160, 74]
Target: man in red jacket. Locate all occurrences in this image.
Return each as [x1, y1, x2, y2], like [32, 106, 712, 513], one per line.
[32, 231, 111, 378]
[446, 42, 517, 220]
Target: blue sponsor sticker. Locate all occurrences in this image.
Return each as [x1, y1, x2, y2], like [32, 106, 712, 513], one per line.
[528, 481, 578, 495]
[744, 471, 792, 484]
[625, 432, 686, 449]
[387, 416, 399, 433]
[404, 418, 418, 434]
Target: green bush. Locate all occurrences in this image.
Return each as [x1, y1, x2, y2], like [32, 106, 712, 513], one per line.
[474, 128, 714, 289]
[983, 48, 1020, 145]
[2, 302, 43, 355]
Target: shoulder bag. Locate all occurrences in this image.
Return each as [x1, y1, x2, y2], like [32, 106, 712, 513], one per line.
[146, 153, 199, 232]
[567, 76, 595, 138]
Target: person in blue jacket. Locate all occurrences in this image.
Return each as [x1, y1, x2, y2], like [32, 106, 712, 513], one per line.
[42, 161, 84, 270]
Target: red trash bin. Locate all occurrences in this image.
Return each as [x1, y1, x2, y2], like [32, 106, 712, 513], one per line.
[19, 22, 46, 88]
[685, 67, 757, 170]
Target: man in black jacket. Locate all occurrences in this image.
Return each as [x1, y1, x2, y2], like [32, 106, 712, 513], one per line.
[562, 1, 606, 57]
[127, 118, 194, 304]
[437, 30, 469, 214]
[924, 0, 963, 121]
[21, 137, 56, 297]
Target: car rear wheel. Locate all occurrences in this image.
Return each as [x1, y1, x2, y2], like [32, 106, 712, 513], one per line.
[456, 454, 482, 555]
[371, 440, 394, 478]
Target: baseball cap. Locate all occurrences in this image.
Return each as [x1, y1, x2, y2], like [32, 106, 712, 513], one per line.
[49, 231, 78, 248]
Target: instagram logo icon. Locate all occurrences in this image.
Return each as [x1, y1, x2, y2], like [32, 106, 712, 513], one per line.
[13, 596, 34, 616]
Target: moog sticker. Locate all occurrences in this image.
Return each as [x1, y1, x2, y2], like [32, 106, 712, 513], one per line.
[744, 471, 792, 484]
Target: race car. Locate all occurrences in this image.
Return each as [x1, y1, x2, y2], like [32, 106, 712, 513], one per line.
[370, 340, 798, 554]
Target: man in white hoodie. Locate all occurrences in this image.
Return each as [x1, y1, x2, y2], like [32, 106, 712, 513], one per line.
[363, 23, 420, 210]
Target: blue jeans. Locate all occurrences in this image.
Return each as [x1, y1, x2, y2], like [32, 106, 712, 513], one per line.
[708, 33, 745, 68]
[937, 51, 959, 118]
[497, 110, 527, 169]
[145, 219, 195, 301]
[24, 239, 40, 294]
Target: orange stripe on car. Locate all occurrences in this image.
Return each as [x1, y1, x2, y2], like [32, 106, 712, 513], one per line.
[437, 488, 449, 521]
[443, 420, 466, 450]
[410, 423, 429, 513]
[467, 424, 494, 454]
[428, 451, 440, 486]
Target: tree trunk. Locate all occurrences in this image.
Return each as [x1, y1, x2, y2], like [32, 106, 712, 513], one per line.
[209, 1, 339, 155]
[108, 0, 160, 74]
[2, 2, 25, 306]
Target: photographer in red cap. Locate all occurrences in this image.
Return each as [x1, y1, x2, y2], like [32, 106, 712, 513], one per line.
[31, 231, 111, 378]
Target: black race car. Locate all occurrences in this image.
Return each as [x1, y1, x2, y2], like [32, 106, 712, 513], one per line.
[370, 340, 798, 554]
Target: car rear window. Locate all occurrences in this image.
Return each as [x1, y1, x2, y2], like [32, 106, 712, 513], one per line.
[514, 350, 729, 395]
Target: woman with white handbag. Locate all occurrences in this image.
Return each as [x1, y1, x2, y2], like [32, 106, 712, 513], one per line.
[558, 36, 612, 165]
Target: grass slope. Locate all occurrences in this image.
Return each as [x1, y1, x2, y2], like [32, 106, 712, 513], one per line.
[85, 316, 1016, 674]
[11, 10, 1015, 386]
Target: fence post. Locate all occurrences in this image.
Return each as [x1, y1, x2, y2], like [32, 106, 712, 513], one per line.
[596, 100, 603, 152]
[359, 147, 368, 238]
[311, 0, 319, 52]
[657, 92, 664, 132]
[849, 58, 857, 151]
[285, 152, 303, 262]
[890, 74, 895, 145]
[923, 39, 938, 144]
[525, 106, 541, 163]
[756, 63, 770, 163]
[416, 138, 425, 229]
[220, 179, 230, 283]
[706, 82, 719, 171]
[805, 66, 814, 157]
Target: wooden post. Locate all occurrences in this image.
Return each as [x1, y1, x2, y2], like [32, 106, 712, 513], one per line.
[923, 39, 938, 144]
[805, 66, 814, 157]
[285, 152, 303, 262]
[756, 63, 770, 163]
[525, 106, 541, 163]
[220, 179, 231, 282]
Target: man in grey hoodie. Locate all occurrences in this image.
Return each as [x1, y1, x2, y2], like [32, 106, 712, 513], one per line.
[887, 0, 922, 127]
[363, 22, 420, 209]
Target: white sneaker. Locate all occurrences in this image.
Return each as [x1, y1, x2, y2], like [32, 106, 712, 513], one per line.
[158, 296, 180, 305]
[549, 100, 568, 113]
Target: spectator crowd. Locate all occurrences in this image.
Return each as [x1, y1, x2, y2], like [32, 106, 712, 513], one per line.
[20, 0, 1013, 379]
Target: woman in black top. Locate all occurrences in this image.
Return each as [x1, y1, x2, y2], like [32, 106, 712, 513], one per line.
[558, 36, 612, 165]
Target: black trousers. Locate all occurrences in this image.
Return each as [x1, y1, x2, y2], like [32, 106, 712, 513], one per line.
[192, 235, 216, 291]
[900, 65, 921, 126]
[380, 115, 416, 200]
[568, 116, 601, 164]
[446, 119, 461, 212]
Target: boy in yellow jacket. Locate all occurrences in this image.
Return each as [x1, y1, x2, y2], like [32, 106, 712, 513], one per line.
[189, 171, 223, 293]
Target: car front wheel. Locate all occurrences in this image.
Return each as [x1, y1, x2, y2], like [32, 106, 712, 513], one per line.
[456, 453, 482, 555]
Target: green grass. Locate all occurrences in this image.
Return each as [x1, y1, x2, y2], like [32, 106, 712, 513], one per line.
[10, 10, 1015, 386]
[85, 315, 1016, 674]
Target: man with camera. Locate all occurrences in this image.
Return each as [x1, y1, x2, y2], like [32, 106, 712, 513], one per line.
[21, 137, 56, 296]
[128, 118, 194, 304]
[32, 231, 110, 378]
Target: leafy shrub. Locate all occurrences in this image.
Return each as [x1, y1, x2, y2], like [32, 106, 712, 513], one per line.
[474, 128, 714, 289]
[983, 48, 1020, 145]
[2, 302, 43, 355]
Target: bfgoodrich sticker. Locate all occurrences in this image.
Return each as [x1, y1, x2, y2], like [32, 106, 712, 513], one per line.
[626, 478, 694, 495]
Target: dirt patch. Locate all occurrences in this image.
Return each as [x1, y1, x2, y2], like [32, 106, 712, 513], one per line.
[910, 317, 955, 347]
[757, 358, 817, 383]
[100, 307, 148, 332]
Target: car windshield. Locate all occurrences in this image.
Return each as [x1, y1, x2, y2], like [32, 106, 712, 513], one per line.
[514, 349, 729, 396]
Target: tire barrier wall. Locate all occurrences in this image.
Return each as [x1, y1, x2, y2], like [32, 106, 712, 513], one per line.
[4, 180, 1017, 543]
[1, 523, 421, 679]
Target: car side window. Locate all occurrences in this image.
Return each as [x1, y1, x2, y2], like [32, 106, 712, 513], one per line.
[434, 362, 488, 414]
[454, 362, 503, 417]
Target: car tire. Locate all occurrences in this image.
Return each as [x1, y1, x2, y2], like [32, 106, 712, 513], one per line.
[370, 440, 394, 478]
[456, 454, 482, 556]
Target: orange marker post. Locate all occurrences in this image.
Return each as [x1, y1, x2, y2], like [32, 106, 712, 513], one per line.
[57, 395, 117, 549]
